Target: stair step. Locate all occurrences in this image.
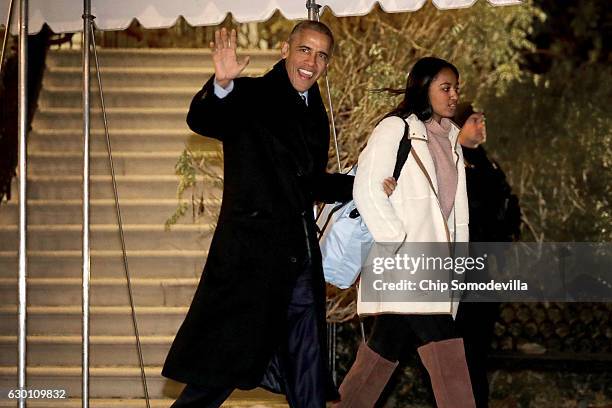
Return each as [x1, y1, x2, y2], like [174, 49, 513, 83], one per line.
[0, 199, 221, 225]
[46, 48, 280, 70]
[0, 224, 214, 251]
[0, 399, 175, 408]
[0, 397, 287, 407]
[0, 366, 179, 398]
[33, 107, 191, 131]
[20, 175, 221, 199]
[0, 277, 198, 307]
[0, 250, 207, 279]
[27, 151, 222, 176]
[0, 306, 188, 336]
[0, 335, 174, 366]
[27, 129, 219, 153]
[44, 66, 266, 88]
[41, 87, 200, 109]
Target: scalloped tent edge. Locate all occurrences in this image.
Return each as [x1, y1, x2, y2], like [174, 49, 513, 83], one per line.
[1, 0, 522, 35]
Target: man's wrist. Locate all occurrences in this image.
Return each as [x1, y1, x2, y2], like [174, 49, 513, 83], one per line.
[216, 78, 232, 89]
[213, 79, 234, 99]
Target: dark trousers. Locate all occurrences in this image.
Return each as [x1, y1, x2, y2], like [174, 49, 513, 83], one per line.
[367, 314, 458, 362]
[170, 384, 233, 408]
[455, 302, 499, 408]
[171, 261, 325, 408]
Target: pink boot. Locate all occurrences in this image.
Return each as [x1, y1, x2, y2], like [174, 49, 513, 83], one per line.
[417, 338, 476, 408]
[334, 342, 399, 408]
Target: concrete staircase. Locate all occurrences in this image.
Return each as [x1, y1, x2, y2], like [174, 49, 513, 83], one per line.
[0, 48, 288, 407]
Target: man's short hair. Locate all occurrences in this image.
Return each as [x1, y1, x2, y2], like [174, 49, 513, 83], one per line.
[288, 21, 335, 54]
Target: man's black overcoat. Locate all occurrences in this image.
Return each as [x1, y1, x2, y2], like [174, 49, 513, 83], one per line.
[162, 60, 352, 396]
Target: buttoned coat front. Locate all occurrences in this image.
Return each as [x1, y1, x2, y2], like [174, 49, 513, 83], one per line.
[162, 60, 352, 394]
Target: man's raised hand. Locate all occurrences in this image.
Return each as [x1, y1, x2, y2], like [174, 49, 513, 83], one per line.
[210, 28, 250, 89]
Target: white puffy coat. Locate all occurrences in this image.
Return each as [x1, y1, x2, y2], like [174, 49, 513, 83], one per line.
[354, 114, 469, 315]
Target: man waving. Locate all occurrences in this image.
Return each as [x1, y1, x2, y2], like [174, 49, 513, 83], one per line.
[163, 22, 353, 408]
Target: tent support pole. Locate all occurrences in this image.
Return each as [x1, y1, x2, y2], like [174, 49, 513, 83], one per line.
[81, 0, 92, 407]
[17, 0, 28, 404]
[306, 0, 341, 172]
[307, 0, 340, 384]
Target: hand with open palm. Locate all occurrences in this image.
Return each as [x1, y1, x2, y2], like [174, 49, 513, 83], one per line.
[210, 28, 250, 89]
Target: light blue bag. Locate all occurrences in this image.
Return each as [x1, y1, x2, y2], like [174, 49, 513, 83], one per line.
[318, 119, 411, 289]
[318, 195, 374, 289]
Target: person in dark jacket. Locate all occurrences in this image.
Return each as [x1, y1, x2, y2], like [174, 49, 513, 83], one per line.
[453, 102, 522, 408]
[162, 22, 354, 408]
[454, 103, 520, 243]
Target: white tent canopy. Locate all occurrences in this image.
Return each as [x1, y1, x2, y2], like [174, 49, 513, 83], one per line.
[2, 0, 520, 34]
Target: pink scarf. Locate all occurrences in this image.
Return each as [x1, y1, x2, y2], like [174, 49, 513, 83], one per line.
[424, 118, 457, 221]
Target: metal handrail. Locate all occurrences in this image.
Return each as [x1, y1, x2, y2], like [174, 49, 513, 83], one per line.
[0, 0, 14, 74]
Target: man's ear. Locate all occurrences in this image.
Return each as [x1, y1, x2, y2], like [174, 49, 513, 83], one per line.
[280, 41, 289, 59]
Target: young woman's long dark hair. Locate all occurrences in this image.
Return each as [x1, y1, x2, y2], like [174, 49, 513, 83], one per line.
[385, 57, 459, 122]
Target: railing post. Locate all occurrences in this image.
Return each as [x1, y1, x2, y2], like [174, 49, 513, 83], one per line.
[17, 0, 28, 406]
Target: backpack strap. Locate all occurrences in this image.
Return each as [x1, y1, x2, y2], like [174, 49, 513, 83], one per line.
[392, 118, 411, 181]
[347, 118, 411, 219]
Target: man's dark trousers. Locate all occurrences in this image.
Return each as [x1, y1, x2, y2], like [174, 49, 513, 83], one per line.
[170, 259, 325, 408]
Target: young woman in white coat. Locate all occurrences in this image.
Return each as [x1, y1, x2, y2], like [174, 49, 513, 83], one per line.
[334, 57, 477, 408]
